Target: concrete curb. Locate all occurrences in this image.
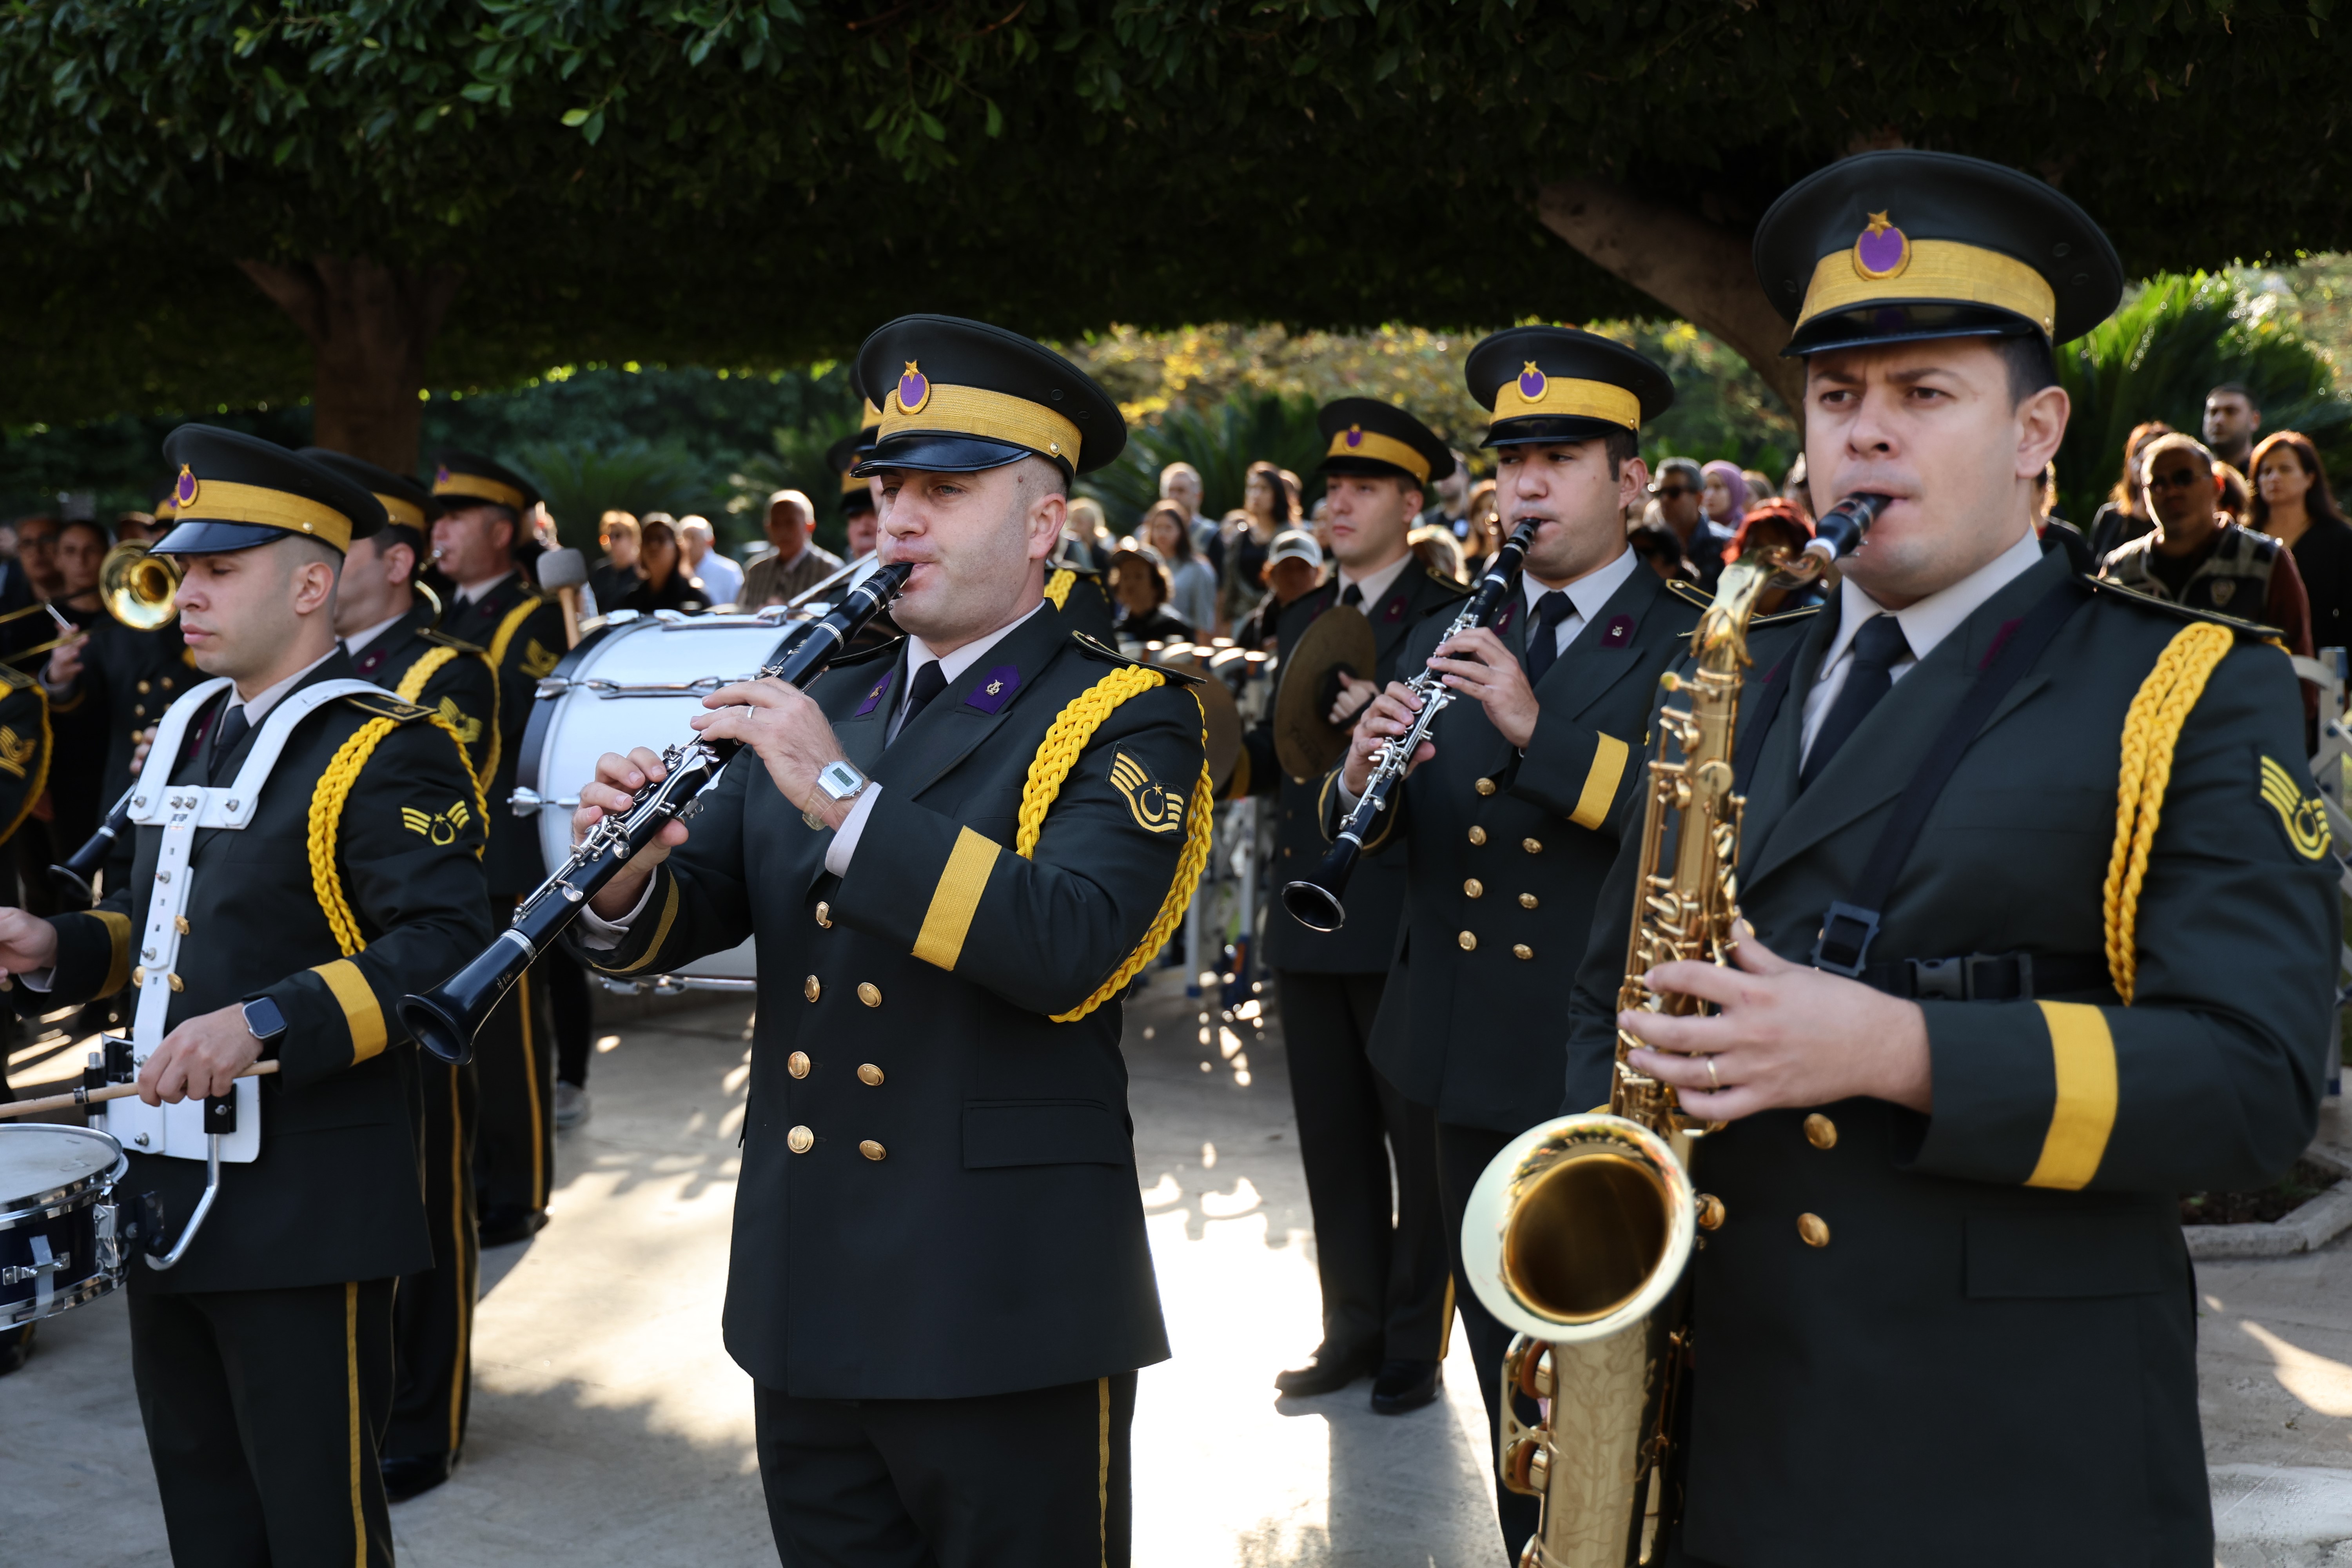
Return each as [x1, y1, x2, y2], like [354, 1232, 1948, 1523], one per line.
[2185, 1142, 2352, 1260]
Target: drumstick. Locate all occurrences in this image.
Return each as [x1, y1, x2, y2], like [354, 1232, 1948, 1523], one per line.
[0, 1059, 280, 1121]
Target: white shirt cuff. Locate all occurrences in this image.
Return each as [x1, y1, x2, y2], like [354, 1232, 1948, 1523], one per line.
[15, 967, 54, 993]
[576, 878, 656, 951]
[823, 784, 884, 878]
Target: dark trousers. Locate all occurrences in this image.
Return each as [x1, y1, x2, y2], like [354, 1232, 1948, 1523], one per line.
[390, 1054, 478, 1458]
[1274, 969, 1449, 1363]
[129, 1278, 397, 1568]
[475, 941, 556, 1222]
[1437, 1121, 1545, 1562]
[753, 1373, 1136, 1567]
[546, 946, 594, 1087]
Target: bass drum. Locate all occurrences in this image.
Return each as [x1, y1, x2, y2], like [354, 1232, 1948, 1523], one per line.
[515, 609, 824, 991]
[1, 1123, 127, 1325]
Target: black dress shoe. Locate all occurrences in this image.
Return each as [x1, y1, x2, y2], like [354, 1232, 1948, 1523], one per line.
[1274, 1347, 1377, 1397]
[381, 1450, 457, 1503]
[1370, 1357, 1442, 1415]
[479, 1207, 547, 1248]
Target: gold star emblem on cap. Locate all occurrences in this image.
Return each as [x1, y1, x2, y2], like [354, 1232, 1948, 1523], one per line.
[1865, 211, 1894, 235]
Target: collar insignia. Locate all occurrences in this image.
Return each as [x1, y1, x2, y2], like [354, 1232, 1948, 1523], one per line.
[964, 662, 1021, 714]
[855, 669, 895, 717]
[1602, 613, 1635, 647]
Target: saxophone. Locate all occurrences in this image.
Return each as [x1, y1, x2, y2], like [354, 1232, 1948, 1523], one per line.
[1457, 493, 1887, 1568]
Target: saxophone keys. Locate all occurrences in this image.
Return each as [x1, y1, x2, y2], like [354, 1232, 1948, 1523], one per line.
[1696, 1193, 1727, 1230]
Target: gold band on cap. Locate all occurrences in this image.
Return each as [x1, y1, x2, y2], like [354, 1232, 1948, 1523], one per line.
[879, 383, 1085, 469]
[1797, 238, 2058, 338]
[178, 478, 353, 551]
[374, 492, 426, 528]
[862, 398, 883, 428]
[433, 471, 528, 512]
[1323, 427, 1431, 483]
[1490, 376, 1641, 431]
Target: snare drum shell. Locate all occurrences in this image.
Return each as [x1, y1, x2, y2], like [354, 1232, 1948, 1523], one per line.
[0, 1124, 125, 1324]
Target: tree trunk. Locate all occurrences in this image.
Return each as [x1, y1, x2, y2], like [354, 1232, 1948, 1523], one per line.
[1536, 179, 1804, 417]
[235, 257, 466, 472]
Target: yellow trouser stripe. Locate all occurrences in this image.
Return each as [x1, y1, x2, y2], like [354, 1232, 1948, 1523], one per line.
[346, 1281, 365, 1568]
[2025, 1001, 2119, 1190]
[519, 969, 545, 1210]
[609, 876, 681, 973]
[1437, 1275, 1455, 1360]
[314, 960, 388, 1064]
[1569, 733, 1631, 829]
[913, 828, 1001, 972]
[1097, 1376, 1111, 1568]
[448, 1067, 470, 1453]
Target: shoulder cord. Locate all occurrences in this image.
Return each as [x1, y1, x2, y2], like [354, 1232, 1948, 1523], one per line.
[393, 645, 489, 808]
[486, 601, 542, 784]
[1044, 568, 1075, 610]
[0, 684, 52, 848]
[309, 713, 488, 956]
[2103, 621, 2235, 1004]
[1014, 665, 1214, 1023]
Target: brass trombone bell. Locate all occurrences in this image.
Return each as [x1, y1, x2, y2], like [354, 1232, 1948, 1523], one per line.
[102, 542, 181, 631]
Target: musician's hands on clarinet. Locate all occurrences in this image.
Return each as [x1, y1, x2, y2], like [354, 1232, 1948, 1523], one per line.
[1421, 625, 1540, 748]
[1341, 681, 1437, 797]
[575, 747, 690, 918]
[138, 1005, 266, 1106]
[690, 677, 853, 829]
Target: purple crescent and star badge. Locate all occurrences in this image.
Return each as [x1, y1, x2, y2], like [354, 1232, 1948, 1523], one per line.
[897, 360, 931, 415]
[174, 465, 199, 509]
[1518, 361, 1548, 402]
[1345, 425, 1365, 449]
[434, 463, 452, 486]
[1601, 613, 1635, 648]
[964, 664, 1021, 714]
[1853, 211, 1910, 280]
[855, 669, 895, 717]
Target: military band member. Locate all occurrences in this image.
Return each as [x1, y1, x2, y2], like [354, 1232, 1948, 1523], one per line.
[307, 445, 498, 1499]
[1232, 399, 1466, 1412]
[572, 316, 1205, 1565]
[430, 451, 570, 1246]
[0, 426, 492, 1566]
[1332, 327, 1691, 1553]
[1565, 152, 2338, 1566]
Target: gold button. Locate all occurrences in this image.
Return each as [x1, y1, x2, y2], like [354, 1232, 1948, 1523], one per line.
[1463, 878, 1483, 898]
[1467, 826, 1487, 846]
[787, 1051, 810, 1079]
[1523, 837, 1543, 854]
[803, 976, 821, 1002]
[136, 680, 150, 694]
[1803, 1113, 1838, 1150]
[859, 1140, 887, 1161]
[1696, 1194, 1726, 1231]
[857, 982, 882, 1008]
[173, 916, 190, 934]
[1797, 1213, 1831, 1248]
[786, 1125, 815, 1154]
[857, 1063, 884, 1086]
[132, 965, 145, 987]
[1512, 944, 1532, 960]
[814, 901, 833, 929]
[1519, 893, 1538, 909]
[1475, 777, 1497, 796]
[1458, 931, 1477, 951]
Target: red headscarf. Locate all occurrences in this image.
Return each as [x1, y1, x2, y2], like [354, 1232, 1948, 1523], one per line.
[1722, 498, 1814, 563]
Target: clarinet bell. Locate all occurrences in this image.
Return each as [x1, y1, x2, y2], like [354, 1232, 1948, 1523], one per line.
[1280, 841, 1357, 933]
[399, 931, 536, 1066]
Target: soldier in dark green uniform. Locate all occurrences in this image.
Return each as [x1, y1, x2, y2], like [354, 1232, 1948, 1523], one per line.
[308, 446, 499, 1500]
[0, 425, 492, 1567]
[1329, 326, 1693, 1554]
[570, 316, 1203, 1566]
[1563, 151, 2339, 1567]
[429, 452, 570, 1246]
[1232, 399, 1467, 1412]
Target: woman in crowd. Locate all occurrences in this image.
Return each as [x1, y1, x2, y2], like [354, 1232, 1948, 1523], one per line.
[592, 510, 642, 610]
[2249, 430, 2352, 661]
[1106, 545, 1192, 650]
[1143, 499, 1218, 635]
[2086, 420, 2173, 559]
[1218, 459, 1296, 633]
[2216, 463, 2252, 526]
[1699, 460, 1749, 535]
[1063, 496, 1113, 572]
[621, 515, 711, 615]
[1461, 478, 1501, 577]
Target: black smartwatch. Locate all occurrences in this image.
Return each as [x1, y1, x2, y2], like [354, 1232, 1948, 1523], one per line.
[241, 996, 288, 1044]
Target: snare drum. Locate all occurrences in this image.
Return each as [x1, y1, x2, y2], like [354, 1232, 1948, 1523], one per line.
[514, 610, 814, 990]
[0, 1123, 127, 1324]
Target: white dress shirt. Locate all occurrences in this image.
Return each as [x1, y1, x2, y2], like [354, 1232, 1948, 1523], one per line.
[1335, 552, 1414, 613]
[340, 610, 407, 661]
[1798, 527, 2044, 765]
[1522, 545, 1641, 665]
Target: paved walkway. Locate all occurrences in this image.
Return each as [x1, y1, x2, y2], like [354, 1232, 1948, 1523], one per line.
[9, 971, 2352, 1565]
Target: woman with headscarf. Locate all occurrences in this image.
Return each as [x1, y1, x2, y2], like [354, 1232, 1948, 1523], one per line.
[1699, 460, 1751, 536]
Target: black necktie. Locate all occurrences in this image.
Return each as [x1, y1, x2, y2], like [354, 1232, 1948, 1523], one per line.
[895, 660, 948, 740]
[1800, 614, 1911, 788]
[1340, 583, 1363, 609]
[209, 703, 251, 781]
[1523, 590, 1574, 686]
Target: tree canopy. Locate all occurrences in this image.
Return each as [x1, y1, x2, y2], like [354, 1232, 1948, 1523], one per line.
[5, 0, 2351, 436]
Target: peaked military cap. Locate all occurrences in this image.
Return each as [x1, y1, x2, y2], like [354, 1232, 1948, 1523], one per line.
[152, 425, 385, 557]
[1754, 149, 2124, 356]
[430, 450, 540, 514]
[853, 315, 1126, 478]
[847, 361, 885, 459]
[1465, 326, 1675, 448]
[827, 434, 877, 517]
[299, 448, 431, 547]
[1316, 398, 1455, 486]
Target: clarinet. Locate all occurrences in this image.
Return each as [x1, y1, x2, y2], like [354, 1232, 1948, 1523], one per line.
[1280, 520, 1539, 933]
[399, 562, 912, 1065]
[51, 783, 137, 910]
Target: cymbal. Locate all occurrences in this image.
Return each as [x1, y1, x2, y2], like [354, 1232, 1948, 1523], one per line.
[1272, 604, 1374, 782]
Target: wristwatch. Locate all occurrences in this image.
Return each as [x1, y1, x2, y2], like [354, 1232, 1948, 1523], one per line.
[241, 996, 288, 1045]
[803, 759, 871, 830]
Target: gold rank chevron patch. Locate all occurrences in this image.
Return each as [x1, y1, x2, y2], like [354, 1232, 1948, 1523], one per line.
[2259, 754, 2332, 860]
[0, 725, 34, 780]
[1110, 750, 1184, 835]
[520, 639, 560, 680]
[401, 798, 475, 847]
[435, 695, 482, 747]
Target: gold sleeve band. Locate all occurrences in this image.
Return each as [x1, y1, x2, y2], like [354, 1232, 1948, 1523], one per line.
[881, 383, 1085, 469]
[912, 827, 1002, 971]
[609, 876, 682, 973]
[94, 909, 133, 1000]
[314, 958, 388, 1064]
[1797, 239, 2057, 339]
[432, 471, 528, 512]
[1490, 376, 1641, 431]
[178, 478, 354, 551]
[1323, 427, 1431, 483]
[1569, 733, 1632, 830]
[2023, 1000, 2118, 1190]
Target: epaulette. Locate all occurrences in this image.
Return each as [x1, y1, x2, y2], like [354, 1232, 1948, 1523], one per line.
[2086, 575, 2283, 642]
[1752, 602, 1826, 628]
[1662, 579, 1714, 611]
[1072, 630, 1203, 687]
[0, 661, 37, 693]
[1427, 565, 1473, 596]
[338, 691, 436, 724]
[826, 634, 905, 668]
[1050, 552, 1103, 579]
[421, 625, 487, 655]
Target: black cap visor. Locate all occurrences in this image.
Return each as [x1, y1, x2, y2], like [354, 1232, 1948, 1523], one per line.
[1317, 454, 1426, 484]
[1786, 301, 2043, 358]
[1482, 414, 1632, 450]
[855, 432, 1051, 478]
[149, 519, 295, 557]
[840, 488, 877, 517]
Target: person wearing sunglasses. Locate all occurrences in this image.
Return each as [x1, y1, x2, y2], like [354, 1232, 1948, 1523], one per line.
[1648, 454, 1731, 590]
[2100, 431, 2314, 654]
